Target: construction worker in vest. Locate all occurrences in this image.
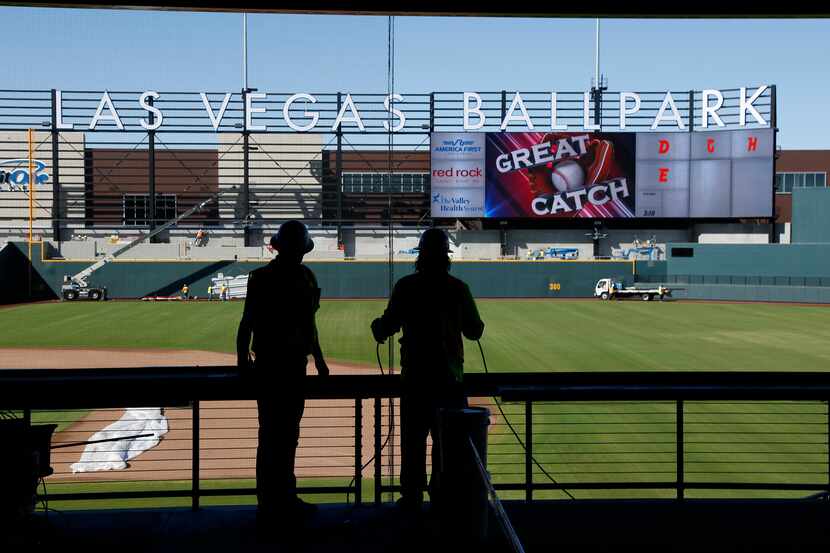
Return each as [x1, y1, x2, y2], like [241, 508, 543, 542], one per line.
[182, 283, 190, 301]
[207, 284, 213, 301]
[371, 228, 485, 513]
[236, 220, 330, 531]
[220, 283, 228, 301]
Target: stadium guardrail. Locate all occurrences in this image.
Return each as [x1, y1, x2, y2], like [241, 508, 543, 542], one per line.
[1, 369, 829, 509]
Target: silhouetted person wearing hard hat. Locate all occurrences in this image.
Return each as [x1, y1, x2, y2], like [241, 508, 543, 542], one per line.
[236, 220, 330, 531]
[371, 228, 485, 513]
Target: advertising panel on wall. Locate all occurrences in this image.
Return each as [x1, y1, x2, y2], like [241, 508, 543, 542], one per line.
[430, 133, 486, 218]
[431, 128, 774, 220]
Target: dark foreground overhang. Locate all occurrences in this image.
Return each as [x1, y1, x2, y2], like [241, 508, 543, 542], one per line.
[11, 499, 829, 552]
[2, 1, 830, 17]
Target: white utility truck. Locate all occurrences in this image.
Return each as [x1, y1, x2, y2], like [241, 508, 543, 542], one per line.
[594, 278, 673, 302]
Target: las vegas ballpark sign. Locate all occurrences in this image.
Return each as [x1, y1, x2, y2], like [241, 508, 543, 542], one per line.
[49, 87, 771, 132]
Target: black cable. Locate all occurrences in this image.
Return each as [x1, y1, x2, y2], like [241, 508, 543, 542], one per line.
[477, 340, 576, 500]
[40, 477, 48, 522]
[345, 342, 393, 506]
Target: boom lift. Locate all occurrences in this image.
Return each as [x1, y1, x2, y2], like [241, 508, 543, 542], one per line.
[61, 192, 222, 301]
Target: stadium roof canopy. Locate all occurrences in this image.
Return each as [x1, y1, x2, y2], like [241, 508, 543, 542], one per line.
[2, 0, 829, 17]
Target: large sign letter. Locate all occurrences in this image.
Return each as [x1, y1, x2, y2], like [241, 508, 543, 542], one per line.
[383, 93, 406, 132]
[245, 92, 267, 131]
[550, 92, 567, 130]
[740, 85, 769, 126]
[701, 89, 725, 128]
[201, 92, 231, 130]
[463, 92, 485, 130]
[332, 94, 366, 131]
[651, 92, 686, 130]
[54, 90, 73, 130]
[501, 91, 534, 130]
[139, 91, 163, 131]
[89, 91, 124, 130]
[619, 92, 641, 130]
[283, 93, 319, 132]
[583, 92, 600, 130]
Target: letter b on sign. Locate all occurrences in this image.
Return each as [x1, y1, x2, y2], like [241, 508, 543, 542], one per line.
[707, 139, 715, 154]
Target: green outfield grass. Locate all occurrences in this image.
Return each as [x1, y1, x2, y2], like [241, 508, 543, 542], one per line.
[3, 299, 830, 505]
[3, 299, 830, 371]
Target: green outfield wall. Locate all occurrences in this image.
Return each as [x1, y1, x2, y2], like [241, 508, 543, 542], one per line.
[667, 243, 830, 278]
[10, 242, 634, 300]
[9, 240, 830, 304]
[792, 188, 830, 243]
[651, 243, 830, 302]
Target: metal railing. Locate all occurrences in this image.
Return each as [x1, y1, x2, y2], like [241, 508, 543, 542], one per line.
[2, 368, 829, 509]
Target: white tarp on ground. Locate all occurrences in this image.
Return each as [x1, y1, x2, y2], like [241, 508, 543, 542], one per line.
[71, 408, 168, 473]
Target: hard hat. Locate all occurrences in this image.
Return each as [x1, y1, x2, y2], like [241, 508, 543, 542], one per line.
[415, 228, 452, 254]
[270, 220, 314, 254]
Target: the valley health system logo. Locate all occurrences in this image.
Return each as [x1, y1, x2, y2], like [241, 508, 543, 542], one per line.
[430, 133, 485, 218]
[0, 159, 50, 191]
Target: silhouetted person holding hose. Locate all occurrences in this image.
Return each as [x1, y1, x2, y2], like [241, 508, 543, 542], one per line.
[371, 228, 485, 512]
[237, 220, 329, 529]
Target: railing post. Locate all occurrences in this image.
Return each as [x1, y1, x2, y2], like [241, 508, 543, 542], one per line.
[525, 400, 533, 502]
[676, 399, 684, 500]
[355, 397, 362, 506]
[192, 400, 200, 511]
[374, 396, 382, 505]
[827, 400, 830, 494]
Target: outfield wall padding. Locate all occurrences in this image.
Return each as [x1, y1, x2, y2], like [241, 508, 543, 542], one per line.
[792, 188, 830, 243]
[14, 243, 635, 300]
[672, 284, 830, 303]
[667, 243, 830, 277]
[658, 243, 830, 303]
[16, 240, 830, 304]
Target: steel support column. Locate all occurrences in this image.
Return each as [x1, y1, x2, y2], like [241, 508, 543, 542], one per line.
[336, 92, 343, 245]
[50, 89, 61, 242]
[148, 96, 157, 242]
[242, 89, 254, 247]
[688, 90, 696, 243]
[770, 85, 779, 244]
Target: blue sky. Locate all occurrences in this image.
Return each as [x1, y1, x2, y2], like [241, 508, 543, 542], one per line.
[2, 7, 829, 148]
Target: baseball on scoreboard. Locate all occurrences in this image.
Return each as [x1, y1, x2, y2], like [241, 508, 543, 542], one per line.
[430, 129, 774, 219]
